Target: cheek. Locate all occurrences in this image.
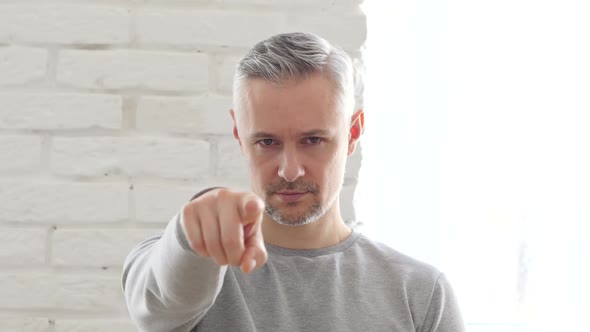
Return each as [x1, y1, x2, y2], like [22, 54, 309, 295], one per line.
[316, 147, 347, 190]
[247, 166, 267, 198]
[246, 152, 275, 192]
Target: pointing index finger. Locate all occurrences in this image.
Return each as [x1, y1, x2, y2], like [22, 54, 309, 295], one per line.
[240, 194, 264, 225]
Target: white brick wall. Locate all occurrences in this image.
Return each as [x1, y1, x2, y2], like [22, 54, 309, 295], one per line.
[0, 273, 125, 311]
[53, 228, 162, 267]
[0, 47, 47, 85]
[0, 317, 50, 332]
[0, 5, 130, 45]
[0, 227, 46, 265]
[136, 9, 284, 48]
[51, 136, 210, 178]
[0, 93, 122, 130]
[0, 136, 42, 172]
[0, 181, 129, 223]
[54, 320, 137, 332]
[214, 55, 241, 93]
[136, 95, 233, 134]
[57, 50, 209, 92]
[0, 1, 365, 329]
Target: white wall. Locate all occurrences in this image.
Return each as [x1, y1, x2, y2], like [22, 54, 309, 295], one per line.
[0, 1, 366, 330]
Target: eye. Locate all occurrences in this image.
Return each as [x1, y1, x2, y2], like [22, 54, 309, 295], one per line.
[305, 137, 323, 144]
[256, 138, 276, 147]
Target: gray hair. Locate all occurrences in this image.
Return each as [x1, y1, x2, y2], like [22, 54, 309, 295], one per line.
[233, 32, 355, 123]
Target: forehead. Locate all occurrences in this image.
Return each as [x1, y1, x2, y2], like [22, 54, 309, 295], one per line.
[237, 75, 344, 134]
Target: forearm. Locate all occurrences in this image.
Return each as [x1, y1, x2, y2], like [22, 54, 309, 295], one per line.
[122, 212, 227, 332]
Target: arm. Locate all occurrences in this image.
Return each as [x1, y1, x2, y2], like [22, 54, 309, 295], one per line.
[419, 273, 466, 332]
[122, 188, 267, 332]
[122, 211, 226, 332]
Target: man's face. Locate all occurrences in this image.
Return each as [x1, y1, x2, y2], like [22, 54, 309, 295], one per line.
[232, 74, 358, 226]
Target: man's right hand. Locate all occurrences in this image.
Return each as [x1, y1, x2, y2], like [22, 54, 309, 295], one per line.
[180, 188, 268, 273]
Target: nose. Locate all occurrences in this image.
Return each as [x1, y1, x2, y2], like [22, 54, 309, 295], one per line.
[277, 148, 305, 182]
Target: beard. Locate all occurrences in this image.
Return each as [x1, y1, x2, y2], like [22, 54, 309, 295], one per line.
[264, 179, 325, 226]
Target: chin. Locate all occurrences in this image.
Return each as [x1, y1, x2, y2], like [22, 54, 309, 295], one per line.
[266, 201, 324, 227]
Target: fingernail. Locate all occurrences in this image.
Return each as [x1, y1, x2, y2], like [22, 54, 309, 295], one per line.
[247, 259, 256, 272]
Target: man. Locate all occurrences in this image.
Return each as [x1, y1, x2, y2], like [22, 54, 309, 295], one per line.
[122, 32, 464, 331]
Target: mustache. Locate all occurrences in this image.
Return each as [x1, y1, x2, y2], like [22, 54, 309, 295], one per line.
[265, 180, 319, 195]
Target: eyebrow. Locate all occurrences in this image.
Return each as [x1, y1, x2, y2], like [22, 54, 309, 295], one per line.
[249, 132, 276, 140]
[300, 129, 331, 137]
[249, 129, 331, 140]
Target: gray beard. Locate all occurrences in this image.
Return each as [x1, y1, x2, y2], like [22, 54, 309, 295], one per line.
[265, 200, 324, 227]
[263, 179, 324, 226]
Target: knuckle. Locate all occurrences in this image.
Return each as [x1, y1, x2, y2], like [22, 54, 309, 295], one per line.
[215, 189, 239, 210]
[207, 241, 224, 257]
[203, 231, 218, 247]
[211, 251, 228, 265]
[185, 200, 212, 222]
[190, 242, 206, 256]
[193, 189, 223, 207]
[215, 188, 233, 200]
[222, 237, 242, 251]
[184, 233, 204, 255]
[182, 202, 194, 219]
[245, 193, 260, 206]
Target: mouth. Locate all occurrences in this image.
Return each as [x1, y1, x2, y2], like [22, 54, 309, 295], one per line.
[275, 191, 308, 203]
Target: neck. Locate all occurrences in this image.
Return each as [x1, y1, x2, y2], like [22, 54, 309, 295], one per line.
[261, 203, 351, 250]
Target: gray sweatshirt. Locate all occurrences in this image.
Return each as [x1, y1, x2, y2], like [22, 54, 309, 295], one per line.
[122, 212, 465, 331]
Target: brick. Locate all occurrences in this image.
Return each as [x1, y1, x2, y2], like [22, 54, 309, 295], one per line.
[135, 182, 250, 223]
[54, 319, 135, 332]
[215, 55, 240, 93]
[134, 183, 208, 223]
[57, 50, 208, 92]
[287, 14, 367, 50]
[0, 47, 47, 85]
[52, 137, 210, 179]
[0, 93, 121, 130]
[216, 137, 248, 180]
[0, 181, 128, 224]
[137, 95, 233, 135]
[0, 135, 42, 172]
[137, 9, 284, 48]
[0, 4, 129, 45]
[0, 317, 51, 332]
[53, 228, 161, 267]
[216, 0, 364, 8]
[0, 228, 46, 265]
[0, 272, 125, 312]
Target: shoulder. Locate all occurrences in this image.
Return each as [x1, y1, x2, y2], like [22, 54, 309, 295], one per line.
[344, 232, 463, 328]
[350, 232, 442, 287]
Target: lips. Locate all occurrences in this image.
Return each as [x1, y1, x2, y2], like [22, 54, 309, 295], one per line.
[275, 191, 307, 203]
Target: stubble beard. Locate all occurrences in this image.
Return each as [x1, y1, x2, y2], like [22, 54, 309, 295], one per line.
[264, 180, 326, 227]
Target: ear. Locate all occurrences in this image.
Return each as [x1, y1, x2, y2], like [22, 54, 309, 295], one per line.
[230, 109, 242, 148]
[348, 109, 364, 156]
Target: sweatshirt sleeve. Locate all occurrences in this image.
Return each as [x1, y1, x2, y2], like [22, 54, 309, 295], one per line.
[122, 211, 227, 332]
[419, 273, 466, 332]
